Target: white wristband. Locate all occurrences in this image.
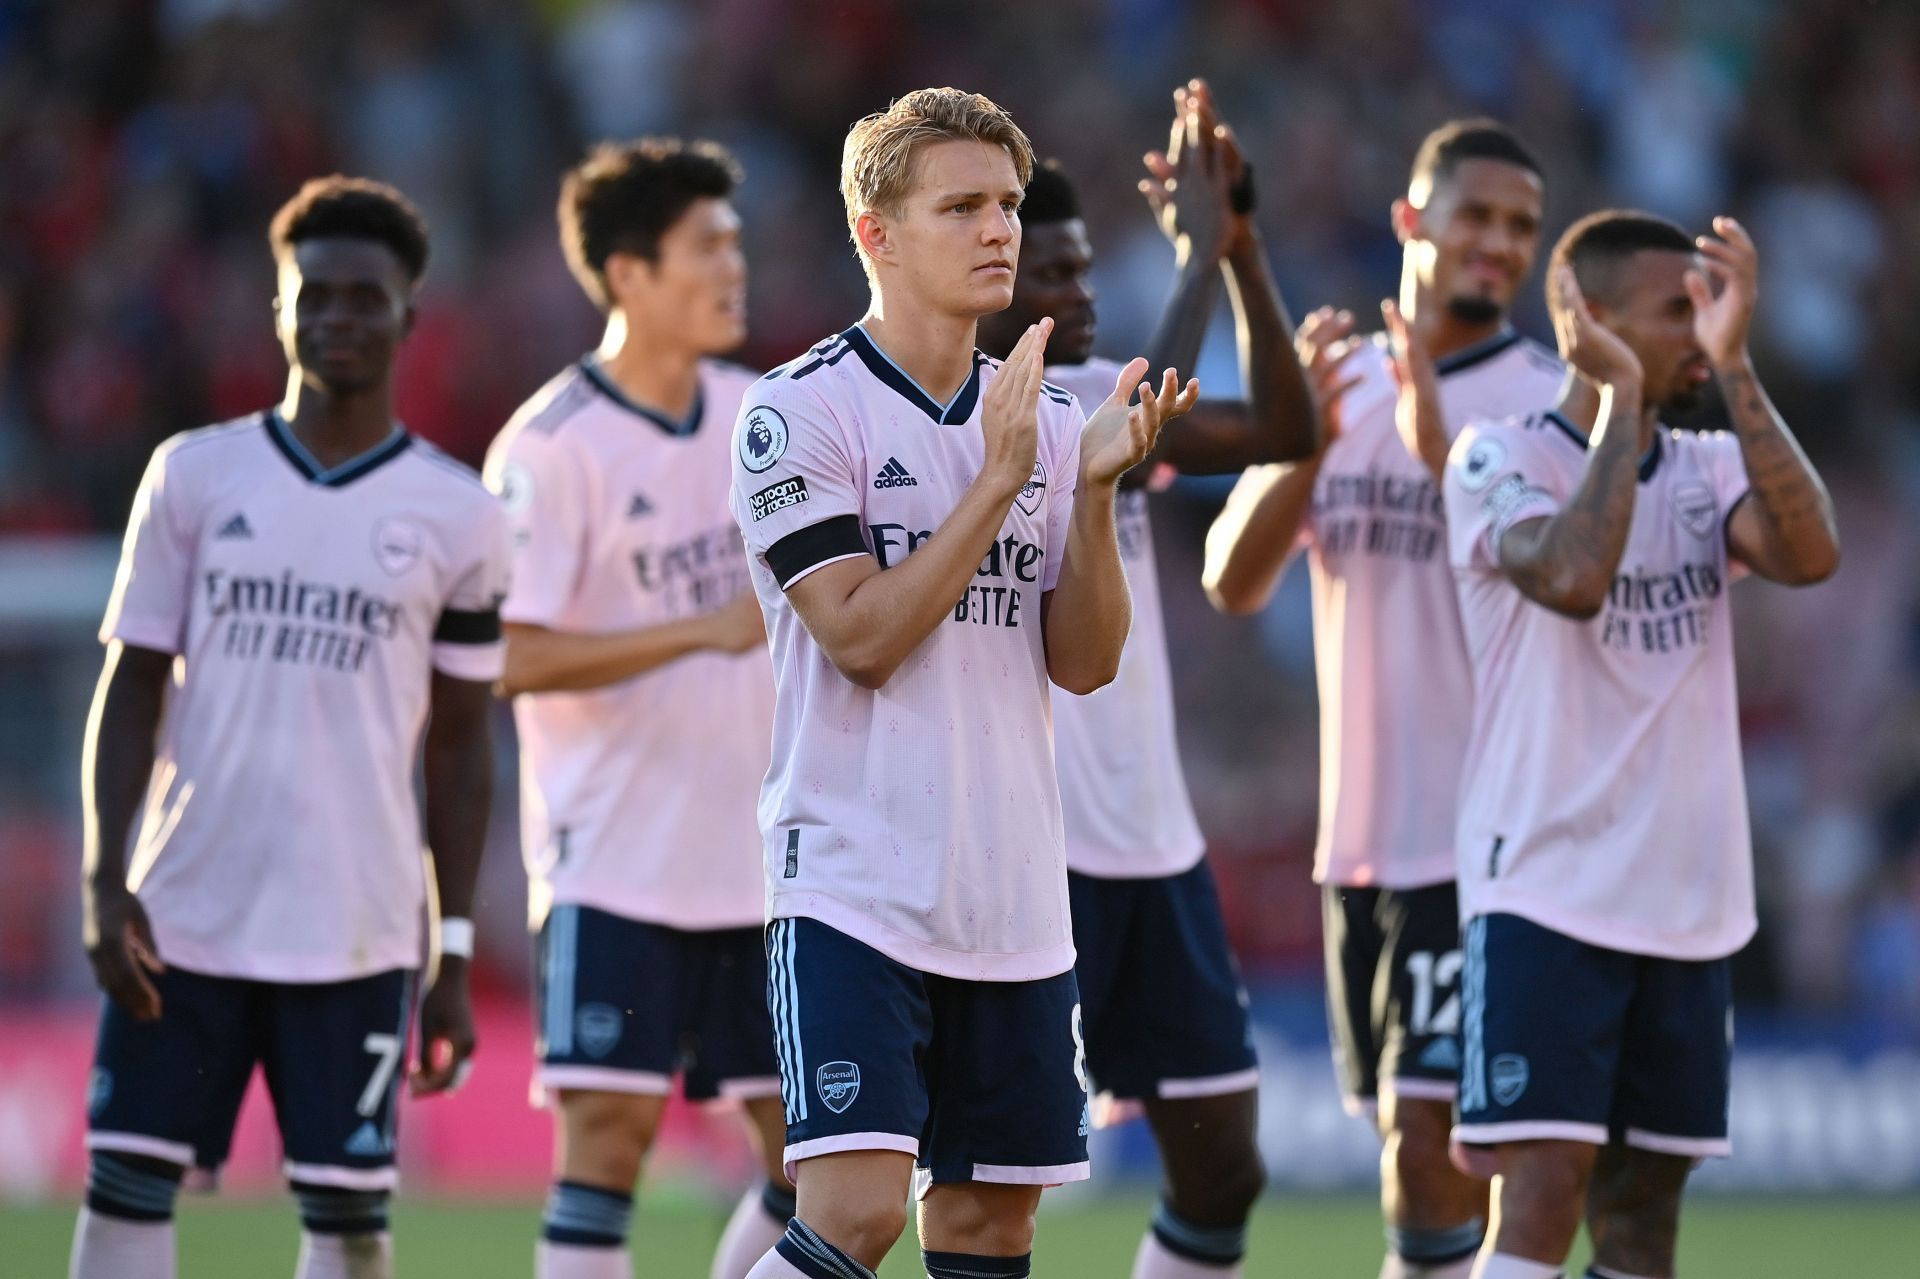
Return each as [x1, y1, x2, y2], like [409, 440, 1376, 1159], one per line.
[439, 917, 475, 960]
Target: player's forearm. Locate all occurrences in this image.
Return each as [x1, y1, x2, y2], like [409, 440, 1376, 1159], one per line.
[1498, 382, 1644, 618]
[81, 644, 169, 896]
[1717, 356, 1840, 583]
[1223, 233, 1316, 464]
[1043, 481, 1130, 694]
[499, 618, 718, 695]
[422, 675, 492, 922]
[1127, 251, 1224, 488]
[1202, 458, 1321, 615]
[815, 470, 1026, 690]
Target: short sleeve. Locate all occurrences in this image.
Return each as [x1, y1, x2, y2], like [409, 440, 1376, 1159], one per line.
[100, 442, 196, 655]
[1695, 429, 1752, 518]
[731, 381, 869, 590]
[1444, 422, 1564, 573]
[1041, 396, 1083, 592]
[484, 426, 587, 629]
[431, 496, 511, 681]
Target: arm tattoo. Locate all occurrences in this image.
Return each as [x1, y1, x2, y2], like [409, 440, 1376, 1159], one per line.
[1497, 394, 1645, 616]
[1718, 362, 1839, 580]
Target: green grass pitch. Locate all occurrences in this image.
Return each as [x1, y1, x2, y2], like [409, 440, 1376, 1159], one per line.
[8, 1192, 1917, 1274]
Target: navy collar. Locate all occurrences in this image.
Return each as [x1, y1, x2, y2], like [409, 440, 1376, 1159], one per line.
[1435, 328, 1522, 378]
[264, 411, 411, 487]
[580, 357, 705, 437]
[1545, 410, 1663, 482]
[841, 325, 984, 425]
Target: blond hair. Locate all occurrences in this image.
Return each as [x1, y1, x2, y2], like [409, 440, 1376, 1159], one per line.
[839, 88, 1034, 244]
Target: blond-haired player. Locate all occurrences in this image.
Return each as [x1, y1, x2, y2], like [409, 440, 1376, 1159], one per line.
[729, 89, 1195, 1279]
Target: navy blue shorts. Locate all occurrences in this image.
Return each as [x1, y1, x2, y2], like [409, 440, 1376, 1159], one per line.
[1069, 861, 1258, 1106]
[535, 904, 779, 1103]
[87, 965, 414, 1189]
[1323, 881, 1466, 1116]
[1456, 913, 1733, 1157]
[765, 917, 1090, 1189]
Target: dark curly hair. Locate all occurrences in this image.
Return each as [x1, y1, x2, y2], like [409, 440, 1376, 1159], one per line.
[268, 175, 430, 282]
[559, 137, 743, 310]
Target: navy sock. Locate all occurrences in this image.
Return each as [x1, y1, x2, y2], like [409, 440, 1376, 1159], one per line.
[291, 1183, 390, 1236]
[1151, 1201, 1248, 1266]
[540, 1179, 632, 1248]
[924, 1249, 1030, 1278]
[1388, 1217, 1487, 1266]
[775, 1218, 878, 1279]
[85, 1153, 183, 1224]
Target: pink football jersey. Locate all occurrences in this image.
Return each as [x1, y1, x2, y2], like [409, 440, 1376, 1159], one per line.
[1267, 331, 1565, 889]
[1043, 357, 1206, 879]
[100, 413, 511, 982]
[486, 358, 773, 931]
[1444, 411, 1756, 959]
[729, 325, 1084, 982]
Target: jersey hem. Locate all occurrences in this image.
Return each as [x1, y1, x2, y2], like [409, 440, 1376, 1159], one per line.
[1063, 843, 1207, 880]
[100, 623, 181, 655]
[1316, 863, 1459, 891]
[144, 943, 422, 986]
[1462, 896, 1755, 962]
[537, 893, 765, 934]
[770, 895, 1075, 982]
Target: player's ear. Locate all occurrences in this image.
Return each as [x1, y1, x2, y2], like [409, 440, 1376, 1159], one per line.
[1391, 196, 1419, 246]
[855, 210, 893, 268]
[603, 252, 636, 307]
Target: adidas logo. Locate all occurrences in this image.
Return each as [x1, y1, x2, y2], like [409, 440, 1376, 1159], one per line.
[344, 1120, 391, 1157]
[873, 457, 918, 489]
[215, 513, 252, 540]
[1419, 1036, 1461, 1071]
[628, 493, 653, 518]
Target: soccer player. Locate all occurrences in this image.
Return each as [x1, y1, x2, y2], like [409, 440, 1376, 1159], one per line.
[1442, 213, 1838, 1279]
[484, 138, 789, 1279]
[75, 177, 509, 1279]
[729, 88, 1196, 1279]
[976, 81, 1317, 1279]
[1203, 120, 1563, 1279]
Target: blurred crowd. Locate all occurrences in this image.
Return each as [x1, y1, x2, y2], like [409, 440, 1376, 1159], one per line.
[1, 0, 1916, 1025]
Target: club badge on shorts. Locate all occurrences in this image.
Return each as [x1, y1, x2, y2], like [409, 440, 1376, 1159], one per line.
[817, 1061, 860, 1113]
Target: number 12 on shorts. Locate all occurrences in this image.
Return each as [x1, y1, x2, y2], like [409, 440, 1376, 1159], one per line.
[1405, 950, 1463, 1037]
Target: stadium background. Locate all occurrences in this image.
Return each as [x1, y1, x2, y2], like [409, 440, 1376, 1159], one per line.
[1, 0, 1917, 1271]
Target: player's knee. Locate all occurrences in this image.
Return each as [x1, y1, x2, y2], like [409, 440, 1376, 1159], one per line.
[85, 1151, 184, 1223]
[1168, 1140, 1265, 1225]
[1495, 1147, 1591, 1239]
[1383, 1105, 1475, 1219]
[813, 1196, 908, 1262]
[557, 1090, 659, 1184]
[292, 1182, 390, 1237]
[1588, 1158, 1685, 1260]
[922, 1184, 1038, 1256]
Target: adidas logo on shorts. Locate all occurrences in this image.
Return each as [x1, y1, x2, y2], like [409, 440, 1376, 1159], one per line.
[344, 1120, 391, 1157]
[873, 456, 918, 489]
